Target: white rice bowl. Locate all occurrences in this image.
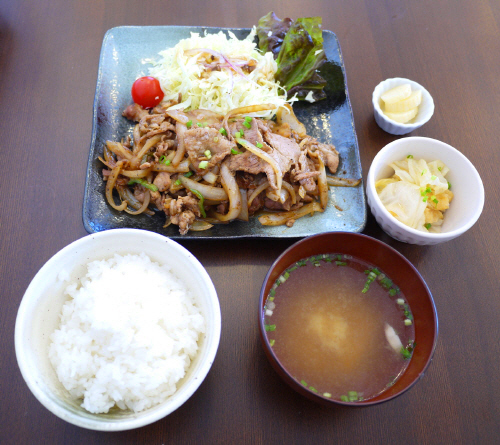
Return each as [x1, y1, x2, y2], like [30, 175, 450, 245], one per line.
[49, 253, 205, 414]
[15, 229, 221, 431]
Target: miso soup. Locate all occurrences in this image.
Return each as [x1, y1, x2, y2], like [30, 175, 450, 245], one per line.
[263, 254, 415, 402]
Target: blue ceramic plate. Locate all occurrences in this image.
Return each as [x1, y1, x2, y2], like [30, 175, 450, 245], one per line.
[83, 26, 366, 239]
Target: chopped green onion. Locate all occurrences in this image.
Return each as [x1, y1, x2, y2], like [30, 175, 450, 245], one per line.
[127, 178, 158, 192]
[184, 171, 193, 178]
[204, 149, 212, 158]
[404, 319, 413, 326]
[426, 186, 432, 194]
[389, 288, 397, 296]
[198, 160, 208, 169]
[269, 339, 275, 347]
[433, 198, 439, 204]
[159, 156, 171, 165]
[265, 324, 276, 332]
[219, 127, 227, 136]
[323, 393, 332, 398]
[407, 154, 413, 159]
[309, 387, 318, 393]
[174, 179, 182, 186]
[421, 169, 426, 176]
[424, 223, 431, 230]
[340, 395, 349, 402]
[396, 298, 405, 305]
[380, 277, 393, 289]
[186, 120, 192, 128]
[234, 131, 242, 138]
[348, 391, 358, 401]
[256, 142, 263, 148]
[403, 304, 414, 320]
[278, 275, 287, 284]
[197, 122, 205, 128]
[438, 166, 442, 171]
[269, 288, 276, 297]
[283, 271, 290, 280]
[362, 270, 378, 293]
[422, 197, 428, 202]
[244, 116, 252, 123]
[448, 181, 451, 190]
[300, 380, 308, 387]
[335, 261, 347, 266]
[212, 137, 218, 143]
[431, 175, 437, 180]
[243, 120, 251, 129]
[401, 346, 412, 360]
[231, 148, 241, 155]
[297, 260, 307, 267]
[191, 189, 206, 218]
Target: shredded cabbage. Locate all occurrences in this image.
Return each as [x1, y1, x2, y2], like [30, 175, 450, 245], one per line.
[376, 158, 453, 232]
[149, 29, 293, 118]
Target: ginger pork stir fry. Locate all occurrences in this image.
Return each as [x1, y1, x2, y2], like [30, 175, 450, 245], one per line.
[101, 102, 358, 235]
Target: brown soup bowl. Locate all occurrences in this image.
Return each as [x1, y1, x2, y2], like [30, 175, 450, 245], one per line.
[258, 232, 438, 406]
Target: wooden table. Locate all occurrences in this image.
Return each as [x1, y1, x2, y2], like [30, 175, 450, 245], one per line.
[1, 1, 499, 443]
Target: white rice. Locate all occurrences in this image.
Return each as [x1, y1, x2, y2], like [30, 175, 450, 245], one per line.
[49, 253, 205, 414]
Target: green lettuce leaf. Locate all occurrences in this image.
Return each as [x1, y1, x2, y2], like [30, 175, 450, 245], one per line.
[256, 11, 292, 57]
[256, 13, 327, 101]
[287, 72, 327, 101]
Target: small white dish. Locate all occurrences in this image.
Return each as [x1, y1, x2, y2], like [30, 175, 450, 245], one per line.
[372, 78, 434, 135]
[366, 137, 484, 245]
[15, 229, 221, 431]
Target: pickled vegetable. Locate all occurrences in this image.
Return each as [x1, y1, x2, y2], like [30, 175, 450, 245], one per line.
[380, 84, 411, 104]
[385, 107, 418, 123]
[385, 90, 422, 113]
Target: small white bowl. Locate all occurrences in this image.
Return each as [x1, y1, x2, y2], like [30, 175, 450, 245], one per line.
[366, 137, 484, 245]
[373, 77, 435, 135]
[15, 229, 221, 431]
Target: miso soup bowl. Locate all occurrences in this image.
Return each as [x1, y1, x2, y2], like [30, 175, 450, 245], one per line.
[258, 232, 438, 407]
[15, 229, 221, 431]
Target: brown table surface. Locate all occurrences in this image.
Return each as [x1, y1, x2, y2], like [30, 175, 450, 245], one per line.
[1, 0, 499, 444]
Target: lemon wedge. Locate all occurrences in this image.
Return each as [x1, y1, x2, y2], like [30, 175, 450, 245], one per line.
[385, 90, 422, 113]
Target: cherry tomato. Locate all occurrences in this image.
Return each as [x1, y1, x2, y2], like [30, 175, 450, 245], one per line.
[131, 76, 164, 109]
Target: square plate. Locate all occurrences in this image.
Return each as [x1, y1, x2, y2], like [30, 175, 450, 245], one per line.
[83, 26, 366, 239]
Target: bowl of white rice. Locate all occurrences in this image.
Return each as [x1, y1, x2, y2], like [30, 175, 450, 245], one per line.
[15, 229, 221, 431]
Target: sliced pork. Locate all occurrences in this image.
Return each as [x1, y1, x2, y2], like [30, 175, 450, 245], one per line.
[183, 127, 235, 172]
